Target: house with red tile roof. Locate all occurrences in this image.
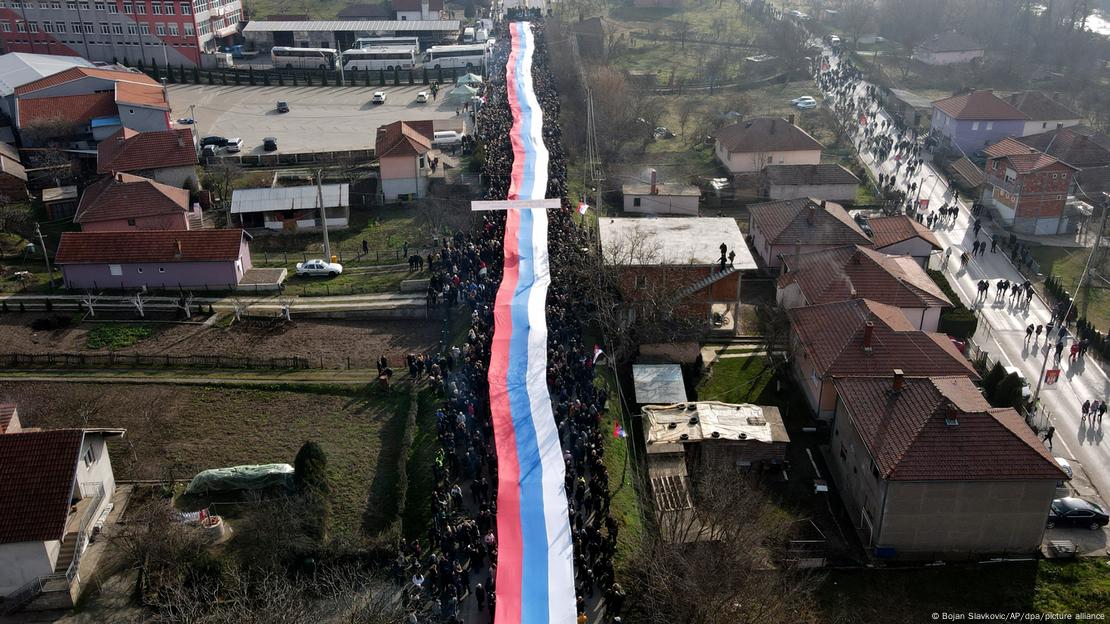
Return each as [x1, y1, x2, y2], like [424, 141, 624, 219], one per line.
[391, 0, 444, 20]
[777, 245, 951, 330]
[865, 215, 943, 268]
[787, 298, 977, 418]
[829, 374, 1064, 559]
[13, 66, 169, 145]
[1003, 91, 1082, 137]
[747, 197, 872, 269]
[0, 403, 21, 434]
[376, 120, 434, 201]
[75, 173, 192, 232]
[712, 116, 822, 175]
[982, 137, 1079, 235]
[0, 425, 125, 607]
[913, 31, 984, 66]
[930, 90, 1028, 155]
[97, 128, 199, 189]
[55, 229, 253, 291]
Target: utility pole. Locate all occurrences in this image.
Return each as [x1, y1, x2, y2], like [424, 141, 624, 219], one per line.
[35, 223, 55, 289]
[315, 170, 332, 261]
[1030, 192, 1110, 408]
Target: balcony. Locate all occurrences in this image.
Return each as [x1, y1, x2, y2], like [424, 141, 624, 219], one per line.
[985, 172, 1022, 196]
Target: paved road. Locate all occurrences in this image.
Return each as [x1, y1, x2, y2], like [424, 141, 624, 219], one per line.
[167, 84, 467, 154]
[818, 54, 1110, 501]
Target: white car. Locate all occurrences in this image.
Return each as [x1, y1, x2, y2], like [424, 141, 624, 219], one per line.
[1054, 457, 1073, 480]
[296, 259, 343, 277]
[416, 91, 429, 103]
[791, 96, 817, 109]
[371, 91, 387, 104]
[223, 137, 243, 153]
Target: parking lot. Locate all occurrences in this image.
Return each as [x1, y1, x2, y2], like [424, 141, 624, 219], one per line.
[167, 84, 468, 154]
[1042, 456, 1110, 557]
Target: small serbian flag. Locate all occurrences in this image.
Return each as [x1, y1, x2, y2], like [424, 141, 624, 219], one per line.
[592, 344, 605, 364]
[919, 198, 929, 211]
[578, 201, 589, 215]
[859, 114, 868, 125]
[613, 422, 627, 438]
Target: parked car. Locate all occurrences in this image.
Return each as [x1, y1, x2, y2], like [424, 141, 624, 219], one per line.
[432, 130, 463, 147]
[296, 259, 343, 277]
[1047, 497, 1108, 530]
[262, 137, 278, 152]
[176, 117, 195, 125]
[791, 96, 818, 109]
[223, 138, 243, 153]
[653, 126, 675, 139]
[372, 91, 387, 104]
[201, 135, 229, 147]
[1003, 366, 1034, 403]
[416, 91, 429, 103]
[276, 101, 289, 113]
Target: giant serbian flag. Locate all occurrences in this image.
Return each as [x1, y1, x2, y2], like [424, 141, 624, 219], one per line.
[487, 20, 576, 624]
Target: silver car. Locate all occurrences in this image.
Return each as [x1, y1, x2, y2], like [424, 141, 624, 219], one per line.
[295, 259, 343, 277]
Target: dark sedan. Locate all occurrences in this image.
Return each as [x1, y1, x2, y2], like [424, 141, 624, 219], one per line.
[200, 135, 229, 148]
[1047, 497, 1109, 530]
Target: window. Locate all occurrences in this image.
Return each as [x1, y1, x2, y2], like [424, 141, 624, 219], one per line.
[156, 22, 164, 34]
[123, 1, 131, 11]
[0, 22, 10, 32]
[634, 275, 647, 289]
[127, 218, 136, 226]
[1043, 122, 1048, 129]
[168, 21, 176, 34]
[94, 0, 104, 8]
[180, 1, 188, 12]
[137, 267, 143, 273]
[158, 267, 166, 273]
[66, 0, 76, 8]
[1057, 194, 1063, 200]
[56, 20, 65, 31]
[79, 0, 89, 8]
[28, 21, 38, 32]
[139, 22, 148, 33]
[109, 264, 122, 276]
[100, 22, 109, 33]
[971, 121, 979, 131]
[16, 21, 25, 32]
[183, 21, 192, 34]
[50, 0, 62, 6]
[112, 23, 121, 33]
[83, 21, 94, 32]
[1053, 173, 1058, 179]
[839, 444, 847, 460]
[632, 197, 642, 207]
[163, 0, 171, 12]
[986, 121, 993, 130]
[126, 22, 136, 33]
[151, 0, 159, 11]
[107, 1, 116, 10]
[137, 0, 145, 12]
[83, 446, 95, 468]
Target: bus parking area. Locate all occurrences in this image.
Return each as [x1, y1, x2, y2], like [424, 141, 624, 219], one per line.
[167, 84, 468, 155]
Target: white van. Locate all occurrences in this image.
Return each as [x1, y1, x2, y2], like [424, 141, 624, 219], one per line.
[462, 27, 475, 43]
[433, 130, 463, 147]
[475, 28, 489, 42]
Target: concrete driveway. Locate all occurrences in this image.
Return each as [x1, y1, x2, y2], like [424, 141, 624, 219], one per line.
[167, 84, 467, 154]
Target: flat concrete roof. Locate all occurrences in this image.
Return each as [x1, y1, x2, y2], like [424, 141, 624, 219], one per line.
[243, 20, 461, 33]
[643, 401, 790, 447]
[599, 217, 756, 268]
[623, 183, 701, 197]
[633, 364, 688, 405]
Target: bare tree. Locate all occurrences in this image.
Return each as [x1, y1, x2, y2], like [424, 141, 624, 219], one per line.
[879, 0, 945, 71]
[80, 291, 102, 318]
[228, 296, 251, 322]
[413, 197, 472, 241]
[837, 0, 876, 49]
[278, 296, 296, 321]
[174, 291, 195, 319]
[129, 290, 156, 318]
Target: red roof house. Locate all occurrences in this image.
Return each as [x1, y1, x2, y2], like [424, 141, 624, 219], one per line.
[97, 128, 199, 189]
[376, 120, 434, 201]
[0, 426, 124, 601]
[829, 374, 1064, 558]
[787, 297, 977, 418]
[866, 215, 943, 267]
[982, 137, 1079, 235]
[747, 197, 872, 269]
[55, 229, 253, 291]
[930, 90, 1029, 155]
[75, 173, 192, 232]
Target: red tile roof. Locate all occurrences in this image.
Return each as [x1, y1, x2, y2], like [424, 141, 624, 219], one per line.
[834, 376, 1065, 481]
[932, 90, 1029, 121]
[376, 120, 433, 158]
[983, 137, 1039, 159]
[713, 117, 823, 153]
[868, 215, 942, 251]
[1003, 91, 1079, 121]
[748, 197, 872, 246]
[1001, 152, 1075, 175]
[0, 429, 84, 544]
[15, 66, 159, 95]
[97, 127, 197, 174]
[0, 403, 18, 434]
[788, 298, 978, 379]
[763, 163, 860, 186]
[17, 92, 117, 127]
[114, 81, 169, 110]
[75, 172, 189, 225]
[1017, 126, 1110, 169]
[55, 229, 246, 264]
[779, 245, 951, 309]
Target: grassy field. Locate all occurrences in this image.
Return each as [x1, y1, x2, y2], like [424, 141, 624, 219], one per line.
[1030, 245, 1110, 332]
[596, 365, 646, 575]
[820, 558, 1110, 621]
[2, 381, 413, 536]
[248, 207, 434, 266]
[697, 352, 775, 404]
[401, 389, 438, 541]
[242, 0, 349, 19]
[283, 267, 416, 296]
[84, 324, 154, 350]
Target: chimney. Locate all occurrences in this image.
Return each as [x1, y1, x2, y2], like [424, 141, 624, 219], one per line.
[116, 172, 124, 182]
[863, 321, 875, 352]
[788, 113, 795, 126]
[177, 134, 185, 148]
[421, 0, 430, 18]
[850, 287, 858, 298]
[807, 204, 816, 225]
[174, 239, 182, 259]
[820, 200, 827, 210]
[650, 168, 658, 195]
[944, 405, 960, 427]
[892, 369, 904, 393]
[770, 119, 776, 134]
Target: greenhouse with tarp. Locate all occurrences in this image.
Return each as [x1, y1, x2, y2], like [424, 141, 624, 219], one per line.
[185, 463, 295, 495]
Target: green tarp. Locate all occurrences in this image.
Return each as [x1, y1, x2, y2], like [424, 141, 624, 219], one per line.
[185, 463, 294, 495]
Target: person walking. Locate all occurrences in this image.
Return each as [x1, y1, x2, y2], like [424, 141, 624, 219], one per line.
[1098, 401, 1107, 423]
[1082, 399, 1091, 419]
[1044, 425, 1055, 448]
[1026, 324, 1034, 343]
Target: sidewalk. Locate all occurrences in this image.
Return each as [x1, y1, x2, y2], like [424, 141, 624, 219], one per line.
[819, 51, 1110, 501]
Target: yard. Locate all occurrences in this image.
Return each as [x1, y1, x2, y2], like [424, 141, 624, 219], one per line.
[1, 381, 421, 536]
[596, 365, 646, 576]
[1030, 245, 1110, 333]
[0, 315, 442, 368]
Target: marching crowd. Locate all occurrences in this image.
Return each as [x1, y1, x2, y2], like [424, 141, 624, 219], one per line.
[398, 17, 621, 624]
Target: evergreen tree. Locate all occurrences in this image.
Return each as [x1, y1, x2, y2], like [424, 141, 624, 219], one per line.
[378, 68, 386, 86]
[365, 68, 372, 86]
[321, 68, 328, 86]
[422, 67, 429, 85]
[233, 69, 241, 86]
[981, 361, 1006, 403]
[293, 441, 331, 542]
[408, 69, 414, 85]
[263, 71, 271, 86]
[150, 58, 159, 79]
[393, 66, 400, 85]
[207, 70, 213, 85]
[192, 65, 200, 83]
[993, 372, 1025, 409]
[248, 66, 255, 85]
[166, 64, 176, 83]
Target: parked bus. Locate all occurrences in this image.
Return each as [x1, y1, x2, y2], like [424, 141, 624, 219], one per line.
[342, 45, 420, 71]
[422, 43, 487, 69]
[271, 46, 338, 69]
[353, 36, 421, 50]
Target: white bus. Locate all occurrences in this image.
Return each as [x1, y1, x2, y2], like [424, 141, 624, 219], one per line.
[353, 36, 422, 50]
[271, 47, 338, 69]
[342, 45, 420, 71]
[423, 43, 487, 69]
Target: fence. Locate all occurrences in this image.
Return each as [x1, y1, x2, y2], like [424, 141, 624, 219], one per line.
[148, 62, 481, 91]
[2, 349, 440, 372]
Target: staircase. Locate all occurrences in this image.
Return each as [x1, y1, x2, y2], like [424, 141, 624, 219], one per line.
[53, 533, 78, 574]
[188, 211, 215, 230]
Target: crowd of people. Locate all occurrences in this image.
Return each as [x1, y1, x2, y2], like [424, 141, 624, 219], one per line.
[397, 16, 620, 623]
